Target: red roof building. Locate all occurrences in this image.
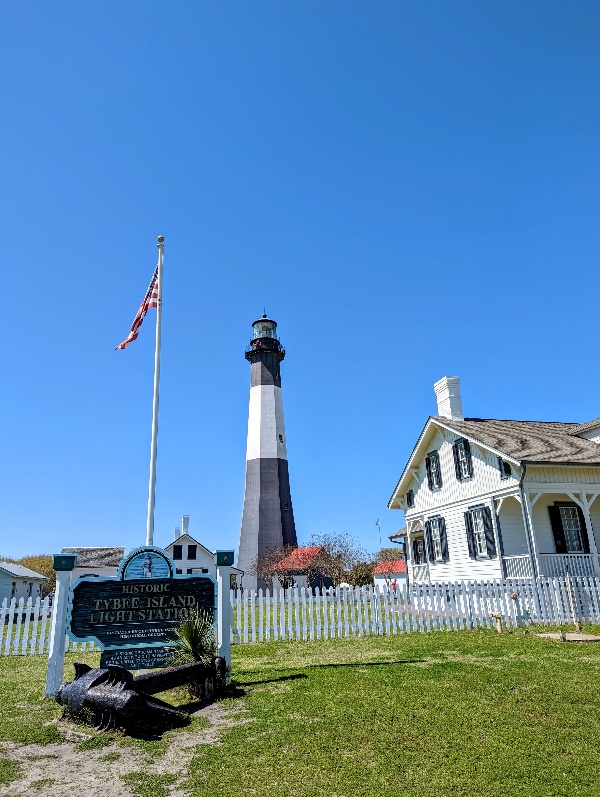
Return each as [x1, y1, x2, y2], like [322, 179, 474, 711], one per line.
[372, 560, 406, 576]
[275, 546, 324, 572]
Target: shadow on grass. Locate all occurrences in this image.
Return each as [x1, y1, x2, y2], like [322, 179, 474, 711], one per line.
[307, 659, 422, 670]
[239, 660, 423, 687]
[239, 673, 309, 687]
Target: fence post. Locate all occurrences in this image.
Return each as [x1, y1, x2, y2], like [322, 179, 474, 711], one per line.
[214, 551, 234, 669]
[45, 553, 77, 697]
[565, 569, 582, 632]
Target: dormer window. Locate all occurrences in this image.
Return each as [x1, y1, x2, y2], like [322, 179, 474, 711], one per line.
[425, 451, 442, 491]
[498, 458, 512, 480]
[406, 489, 414, 509]
[453, 438, 473, 481]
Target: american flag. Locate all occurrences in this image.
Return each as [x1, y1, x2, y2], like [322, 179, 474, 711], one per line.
[115, 266, 159, 350]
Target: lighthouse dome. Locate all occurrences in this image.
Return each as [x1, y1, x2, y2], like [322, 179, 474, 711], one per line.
[252, 314, 278, 340]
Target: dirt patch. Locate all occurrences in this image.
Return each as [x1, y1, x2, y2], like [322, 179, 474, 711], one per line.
[0, 703, 254, 797]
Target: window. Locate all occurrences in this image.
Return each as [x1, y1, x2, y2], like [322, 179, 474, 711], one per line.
[412, 538, 426, 564]
[424, 516, 449, 562]
[175, 568, 182, 574]
[406, 489, 414, 509]
[549, 504, 587, 554]
[201, 568, 208, 573]
[188, 545, 197, 560]
[464, 506, 496, 559]
[560, 507, 584, 552]
[498, 457, 512, 480]
[453, 438, 473, 481]
[187, 568, 193, 574]
[431, 518, 443, 559]
[11, 583, 16, 598]
[173, 545, 182, 560]
[425, 451, 442, 490]
[471, 509, 488, 556]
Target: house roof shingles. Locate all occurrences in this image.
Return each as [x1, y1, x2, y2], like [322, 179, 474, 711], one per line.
[436, 417, 600, 465]
[0, 562, 48, 580]
[373, 560, 406, 575]
[61, 547, 125, 567]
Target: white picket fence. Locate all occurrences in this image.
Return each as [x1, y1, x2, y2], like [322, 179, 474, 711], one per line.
[0, 596, 97, 657]
[3, 577, 600, 657]
[230, 578, 600, 644]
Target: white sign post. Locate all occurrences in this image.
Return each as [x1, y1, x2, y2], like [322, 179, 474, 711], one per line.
[45, 553, 78, 698]
[214, 551, 234, 670]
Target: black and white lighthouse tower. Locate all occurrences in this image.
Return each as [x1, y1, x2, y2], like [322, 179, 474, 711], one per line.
[237, 315, 298, 589]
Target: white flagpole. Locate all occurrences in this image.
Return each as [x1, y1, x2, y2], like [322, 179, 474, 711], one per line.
[146, 235, 164, 546]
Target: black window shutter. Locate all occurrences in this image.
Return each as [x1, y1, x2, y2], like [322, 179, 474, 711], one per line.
[548, 506, 567, 554]
[463, 440, 473, 477]
[452, 442, 462, 481]
[412, 539, 419, 562]
[439, 517, 449, 562]
[483, 507, 496, 557]
[464, 512, 476, 559]
[576, 506, 590, 554]
[425, 457, 433, 490]
[433, 452, 442, 488]
[424, 521, 435, 563]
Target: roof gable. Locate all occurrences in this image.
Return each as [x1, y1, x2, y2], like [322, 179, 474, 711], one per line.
[0, 561, 48, 580]
[389, 415, 600, 508]
[164, 534, 213, 558]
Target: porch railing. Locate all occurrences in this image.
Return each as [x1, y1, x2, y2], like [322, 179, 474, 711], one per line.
[538, 553, 597, 578]
[503, 555, 533, 579]
[411, 563, 429, 582]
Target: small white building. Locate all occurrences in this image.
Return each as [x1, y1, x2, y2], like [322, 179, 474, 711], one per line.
[164, 517, 243, 587]
[389, 376, 600, 583]
[61, 547, 125, 583]
[0, 562, 47, 602]
[373, 560, 407, 589]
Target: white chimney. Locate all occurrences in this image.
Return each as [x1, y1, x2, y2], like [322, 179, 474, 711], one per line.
[174, 526, 181, 541]
[181, 515, 189, 536]
[434, 376, 464, 421]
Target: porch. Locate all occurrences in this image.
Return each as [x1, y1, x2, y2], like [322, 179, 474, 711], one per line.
[500, 486, 600, 578]
[503, 553, 598, 579]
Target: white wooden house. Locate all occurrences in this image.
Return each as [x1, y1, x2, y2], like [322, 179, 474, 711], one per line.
[0, 562, 47, 602]
[164, 517, 243, 587]
[388, 376, 600, 582]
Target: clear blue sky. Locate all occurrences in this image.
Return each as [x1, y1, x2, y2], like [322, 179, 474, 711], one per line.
[1, 2, 599, 559]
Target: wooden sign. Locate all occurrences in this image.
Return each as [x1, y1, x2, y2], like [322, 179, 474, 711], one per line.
[67, 546, 216, 656]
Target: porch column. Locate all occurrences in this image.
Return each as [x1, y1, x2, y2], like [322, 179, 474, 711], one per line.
[490, 496, 505, 578]
[521, 491, 541, 578]
[575, 492, 600, 576]
[405, 528, 412, 585]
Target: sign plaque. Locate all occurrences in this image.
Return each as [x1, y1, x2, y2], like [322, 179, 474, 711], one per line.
[67, 546, 217, 668]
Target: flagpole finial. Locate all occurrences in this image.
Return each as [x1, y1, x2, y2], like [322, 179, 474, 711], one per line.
[157, 235, 164, 244]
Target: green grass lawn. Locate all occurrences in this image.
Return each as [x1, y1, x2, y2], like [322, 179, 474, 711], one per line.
[2, 629, 600, 796]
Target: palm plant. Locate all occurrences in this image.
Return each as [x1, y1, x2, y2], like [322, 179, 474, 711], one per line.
[167, 609, 216, 666]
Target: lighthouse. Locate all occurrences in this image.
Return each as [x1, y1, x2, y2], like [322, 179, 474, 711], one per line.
[237, 314, 298, 590]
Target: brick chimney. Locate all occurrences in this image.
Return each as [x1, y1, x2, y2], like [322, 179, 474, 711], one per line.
[434, 376, 464, 421]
